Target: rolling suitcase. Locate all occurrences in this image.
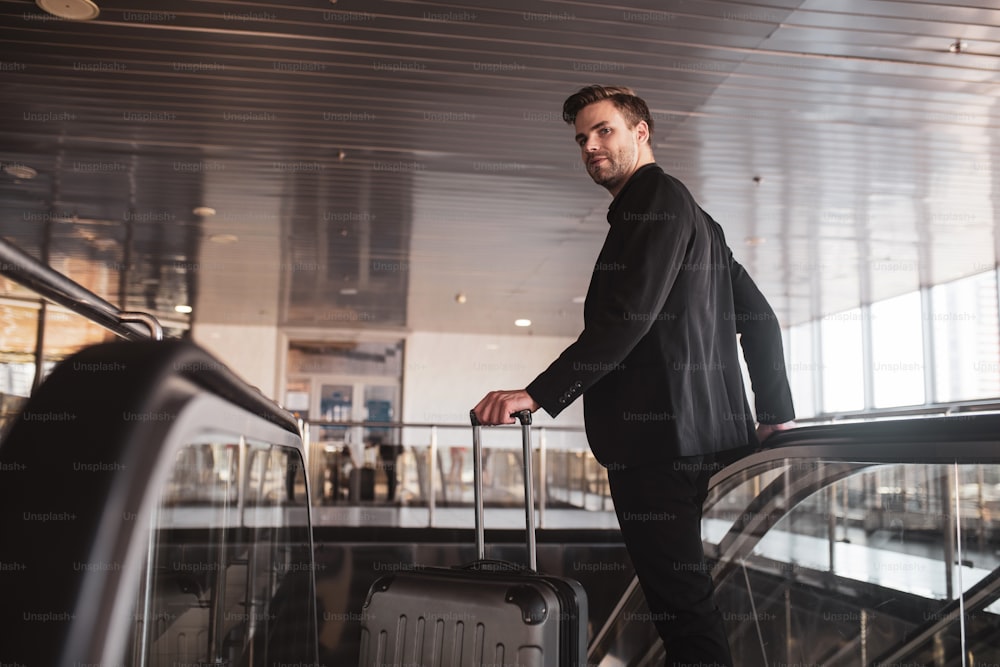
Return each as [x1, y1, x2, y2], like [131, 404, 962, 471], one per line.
[358, 410, 588, 667]
[349, 464, 376, 501]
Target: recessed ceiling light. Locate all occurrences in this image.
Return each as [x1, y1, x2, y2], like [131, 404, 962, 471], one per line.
[514, 319, 532, 327]
[455, 293, 467, 304]
[36, 0, 99, 20]
[174, 304, 193, 314]
[193, 206, 216, 217]
[3, 163, 37, 180]
[744, 236, 766, 246]
[208, 233, 238, 244]
[340, 288, 358, 295]
[571, 296, 585, 304]
[485, 343, 500, 351]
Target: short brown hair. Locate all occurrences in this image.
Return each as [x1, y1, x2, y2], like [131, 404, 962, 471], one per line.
[562, 85, 654, 136]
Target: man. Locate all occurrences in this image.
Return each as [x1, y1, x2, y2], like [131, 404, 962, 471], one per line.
[473, 85, 795, 666]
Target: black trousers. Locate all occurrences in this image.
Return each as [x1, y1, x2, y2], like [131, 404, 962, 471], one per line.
[608, 453, 738, 667]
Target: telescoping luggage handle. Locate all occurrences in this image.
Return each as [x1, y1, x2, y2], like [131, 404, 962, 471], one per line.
[469, 409, 537, 571]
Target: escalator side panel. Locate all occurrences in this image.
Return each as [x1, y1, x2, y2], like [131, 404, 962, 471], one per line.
[0, 340, 313, 666]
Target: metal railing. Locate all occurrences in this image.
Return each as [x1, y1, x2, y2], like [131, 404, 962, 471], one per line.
[0, 237, 163, 340]
[299, 400, 1000, 530]
[299, 418, 610, 529]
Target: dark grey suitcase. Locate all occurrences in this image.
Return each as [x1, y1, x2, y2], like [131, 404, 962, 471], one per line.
[349, 464, 375, 501]
[358, 410, 588, 667]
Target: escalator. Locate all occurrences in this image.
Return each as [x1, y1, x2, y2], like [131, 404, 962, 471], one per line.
[590, 416, 1000, 666]
[3, 337, 1000, 665]
[0, 339, 318, 667]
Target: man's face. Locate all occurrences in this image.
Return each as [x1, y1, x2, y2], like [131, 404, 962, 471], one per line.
[573, 99, 646, 194]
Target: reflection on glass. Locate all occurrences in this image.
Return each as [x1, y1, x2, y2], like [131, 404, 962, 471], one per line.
[713, 461, 1000, 667]
[319, 383, 352, 446]
[704, 463, 786, 544]
[162, 440, 239, 509]
[127, 437, 315, 666]
[284, 377, 311, 422]
[0, 301, 111, 397]
[363, 385, 399, 502]
[0, 301, 39, 398]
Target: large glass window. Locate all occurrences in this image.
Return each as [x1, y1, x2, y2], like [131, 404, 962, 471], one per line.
[0, 300, 37, 435]
[821, 308, 865, 413]
[871, 291, 925, 408]
[788, 321, 818, 419]
[932, 270, 1000, 402]
[0, 297, 113, 435]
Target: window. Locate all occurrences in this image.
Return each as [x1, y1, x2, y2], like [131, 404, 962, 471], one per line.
[788, 321, 818, 419]
[931, 271, 1000, 402]
[871, 292, 925, 408]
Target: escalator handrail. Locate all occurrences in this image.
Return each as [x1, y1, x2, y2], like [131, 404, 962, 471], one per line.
[0, 237, 156, 341]
[160, 340, 301, 437]
[712, 412, 1000, 489]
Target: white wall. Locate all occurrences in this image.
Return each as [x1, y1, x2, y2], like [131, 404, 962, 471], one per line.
[186, 324, 589, 449]
[402, 330, 585, 448]
[192, 323, 280, 400]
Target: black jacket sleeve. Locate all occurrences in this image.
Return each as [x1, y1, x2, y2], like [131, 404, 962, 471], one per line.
[724, 231, 795, 425]
[526, 171, 696, 416]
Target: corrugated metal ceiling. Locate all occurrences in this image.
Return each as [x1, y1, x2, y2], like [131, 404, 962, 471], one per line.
[1, 0, 997, 338]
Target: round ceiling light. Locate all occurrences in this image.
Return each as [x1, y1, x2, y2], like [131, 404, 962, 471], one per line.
[36, 0, 100, 20]
[3, 163, 37, 180]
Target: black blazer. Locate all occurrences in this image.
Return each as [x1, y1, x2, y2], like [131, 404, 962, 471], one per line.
[526, 164, 795, 467]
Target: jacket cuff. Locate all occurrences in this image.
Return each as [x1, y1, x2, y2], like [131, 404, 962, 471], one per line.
[525, 376, 583, 418]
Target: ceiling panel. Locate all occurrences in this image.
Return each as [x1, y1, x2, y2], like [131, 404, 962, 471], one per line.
[0, 0, 998, 343]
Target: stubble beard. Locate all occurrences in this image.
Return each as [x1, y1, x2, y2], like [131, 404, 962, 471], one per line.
[587, 142, 638, 193]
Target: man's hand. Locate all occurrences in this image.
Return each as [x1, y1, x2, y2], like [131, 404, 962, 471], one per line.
[756, 420, 795, 443]
[473, 389, 540, 425]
